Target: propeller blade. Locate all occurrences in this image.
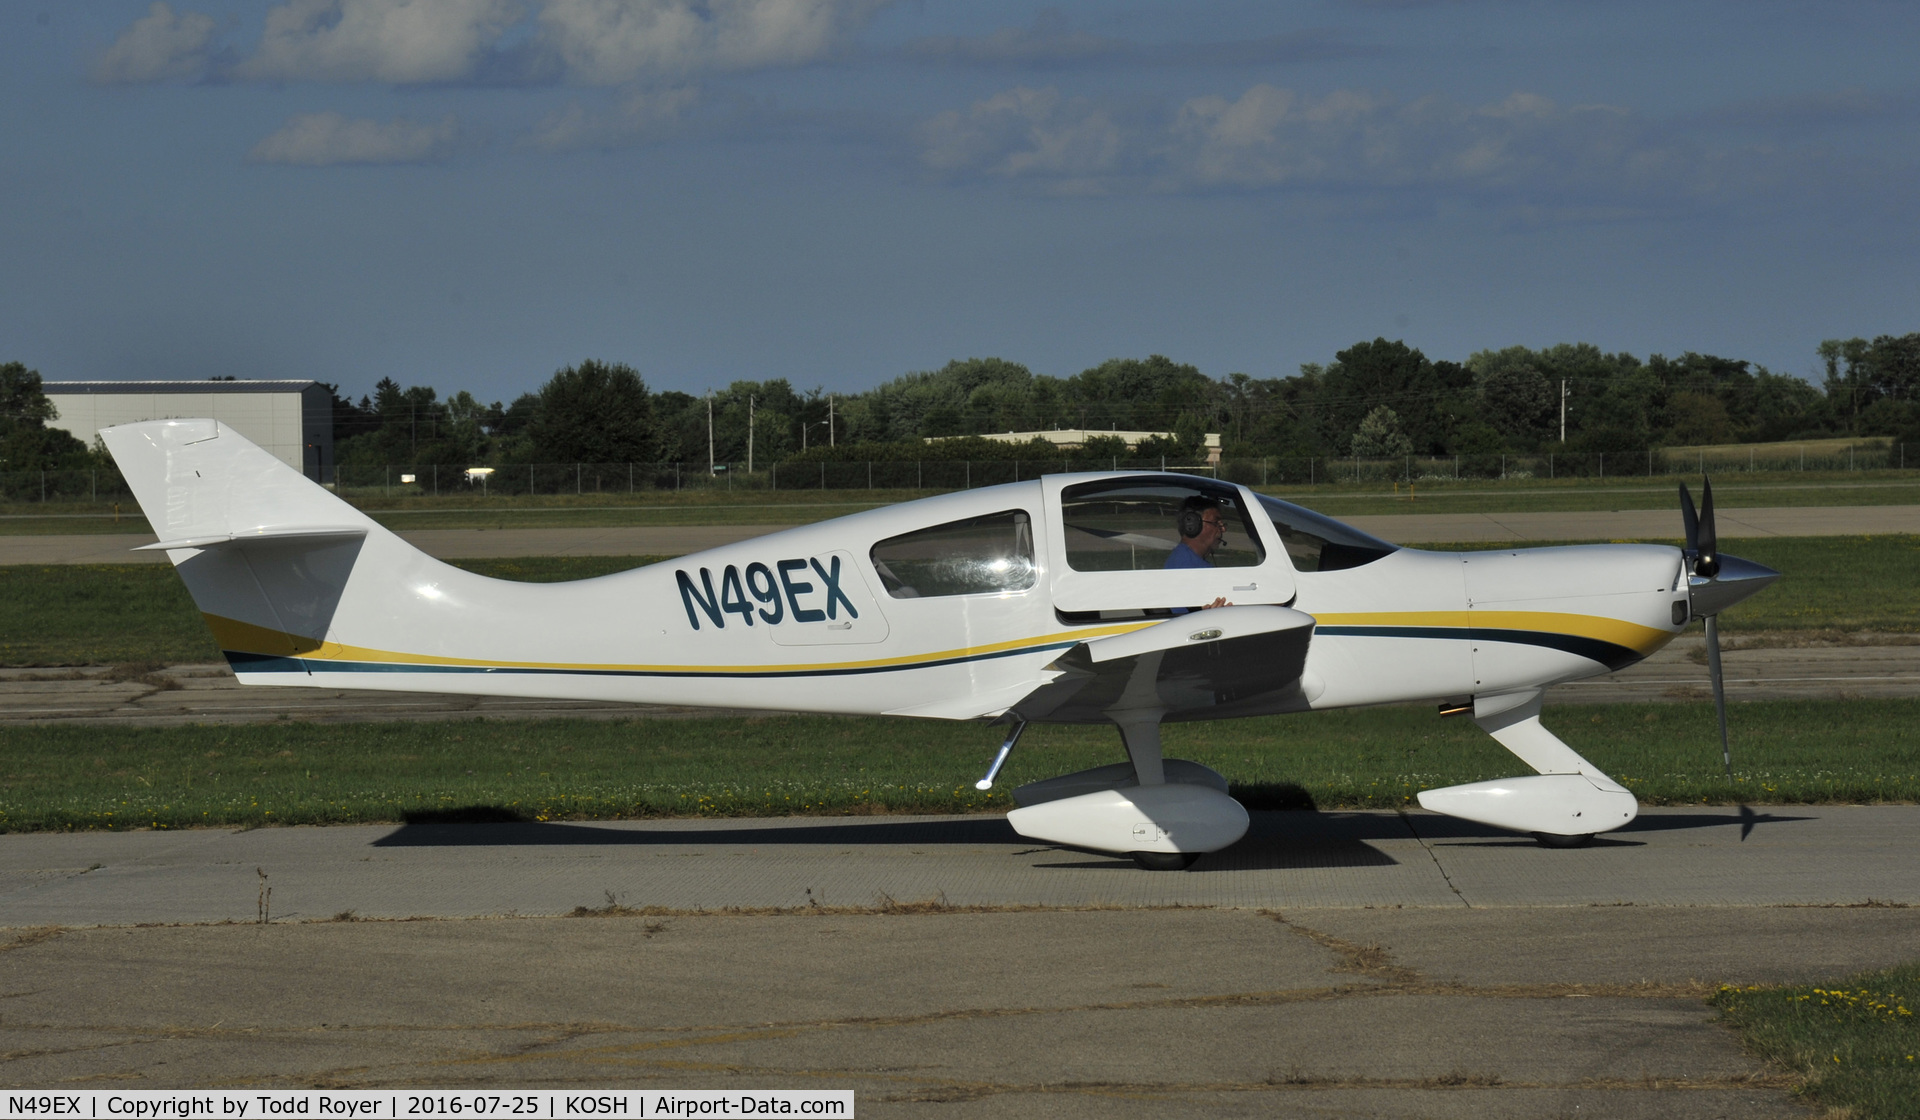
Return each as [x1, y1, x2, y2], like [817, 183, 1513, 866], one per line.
[1697, 478, 1719, 578]
[1678, 483, 1701, 556]
[1705, 614, 1730, 778]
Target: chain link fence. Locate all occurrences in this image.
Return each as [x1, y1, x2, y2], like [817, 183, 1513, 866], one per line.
[3, 443, 1911, 503]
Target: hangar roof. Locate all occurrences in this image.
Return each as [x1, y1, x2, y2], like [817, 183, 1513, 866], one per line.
[44, 380, 323, 394]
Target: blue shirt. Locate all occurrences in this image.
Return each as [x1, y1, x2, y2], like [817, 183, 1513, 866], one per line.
[1165, 541, 1211, 613]
[1165, 541, 1211, 569]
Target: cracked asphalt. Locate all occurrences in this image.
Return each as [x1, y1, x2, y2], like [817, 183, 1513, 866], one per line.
[4, 807, 1917, 1115]
[7, 905, 1914, 1116]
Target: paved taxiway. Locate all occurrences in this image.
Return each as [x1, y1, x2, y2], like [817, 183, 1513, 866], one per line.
[5, 807, 1915, 924]
[3, 808, 1917, 1114]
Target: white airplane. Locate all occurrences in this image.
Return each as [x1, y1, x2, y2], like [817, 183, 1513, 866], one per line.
[103, 418, 1777, 869]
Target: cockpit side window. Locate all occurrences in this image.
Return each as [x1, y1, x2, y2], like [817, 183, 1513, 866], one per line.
[870, 510, 1036, 599]
[1257, 494, 1399, 572]
[1059, 477, 1264, 572]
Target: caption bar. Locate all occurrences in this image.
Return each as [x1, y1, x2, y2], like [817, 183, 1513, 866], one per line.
[1, 1093, 852, 1120]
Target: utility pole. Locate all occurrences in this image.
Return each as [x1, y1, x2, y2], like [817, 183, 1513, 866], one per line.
[829, 394, 835, 447]
[706, 391, 714, 475]
[748, 395, 755, 474]
[1559, 380, 1568, 443]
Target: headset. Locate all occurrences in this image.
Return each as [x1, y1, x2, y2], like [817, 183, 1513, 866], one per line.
[1177, 497, 1217, 541]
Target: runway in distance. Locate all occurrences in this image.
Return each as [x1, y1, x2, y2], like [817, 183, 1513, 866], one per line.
[103, 419, 1778, 869]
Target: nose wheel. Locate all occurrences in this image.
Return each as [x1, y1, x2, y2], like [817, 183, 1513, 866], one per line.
[1532, 832, 1596, 849]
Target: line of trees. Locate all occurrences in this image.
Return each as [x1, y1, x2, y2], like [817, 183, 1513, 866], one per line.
[327, 335, 1917, 470]
[4, 334, 1916, 477]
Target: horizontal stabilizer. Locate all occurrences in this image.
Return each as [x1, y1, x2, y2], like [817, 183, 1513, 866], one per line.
[137, 527, 369, 552]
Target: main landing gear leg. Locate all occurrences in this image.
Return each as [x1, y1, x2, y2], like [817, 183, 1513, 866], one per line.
[1114, 710, 1166, 787]
[1113, 710, 1198, 870]
[974, 720, 1026, 791]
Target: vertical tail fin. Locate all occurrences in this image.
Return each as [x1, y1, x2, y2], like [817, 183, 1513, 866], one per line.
[103, 419, 374, 547]
[102, 420, 380, 668]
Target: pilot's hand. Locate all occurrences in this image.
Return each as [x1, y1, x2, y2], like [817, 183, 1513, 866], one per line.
[1200, 597, 1229, 610]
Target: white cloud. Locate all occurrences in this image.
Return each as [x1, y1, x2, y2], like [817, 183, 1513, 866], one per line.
[917, 87, 1123, 187]
[248, 112, 463, 164]
[534, 0, 888, 85]
[96, 0, 887, 87]
[91, 2, 220, 83]
[235, 0, 521, 84]
[915, 82, 1734, 210]
[1165, 85, 1680, 197]
[527, 85, 702, 149]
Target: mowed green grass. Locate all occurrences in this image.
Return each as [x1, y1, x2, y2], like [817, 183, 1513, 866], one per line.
[1, 698, 1915, 832]
[1283, 476, 1920, 518]
[2, 535, 1913, 667]
[1713, 963, 1920, 1120]
[0, 556, 670, 666]
[0, 489, 929, 535]
[1407, 535, 1920, 634]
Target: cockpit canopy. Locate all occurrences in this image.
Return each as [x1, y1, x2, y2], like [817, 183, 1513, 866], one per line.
[1058, 477, 1265, 572]
[1256, 494, 1398, 572]
[862, 475, 1399, 611]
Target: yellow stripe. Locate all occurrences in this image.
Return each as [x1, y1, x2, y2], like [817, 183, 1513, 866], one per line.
[204, 613, 1156, 675]
[1313, 610, 1671, 654]
[202, 614, 324, 656]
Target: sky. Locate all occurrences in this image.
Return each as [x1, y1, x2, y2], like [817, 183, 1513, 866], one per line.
[3, 1, 1917, 405]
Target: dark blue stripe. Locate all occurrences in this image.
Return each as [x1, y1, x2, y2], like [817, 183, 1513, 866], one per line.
[1318, 625, 1470, 641]
[1316, 625, 1643, 672]
[224, 651, 309, 673]
[226, 638, 1080, 681]
[1473, 628, 1645, 672]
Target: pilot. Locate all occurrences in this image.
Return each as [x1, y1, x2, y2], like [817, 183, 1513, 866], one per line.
[1167, 495, 1230, 611]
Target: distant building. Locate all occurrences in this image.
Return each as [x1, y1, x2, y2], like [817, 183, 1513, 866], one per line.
[931, 428, 1223, 466]
[42, 380, 334, 479]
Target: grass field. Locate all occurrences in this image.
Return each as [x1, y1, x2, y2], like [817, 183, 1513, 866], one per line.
[1, 698, 1915, 832]
[1, 534, 1912, 668]
[1409, 535, 1920, 633]
[5, 472, 1918, 533]
[0, 555, 669, 666]
[1713, 963, 1920, 1119]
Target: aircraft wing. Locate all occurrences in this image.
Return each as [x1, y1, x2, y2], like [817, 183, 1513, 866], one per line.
[1009, 605, 1316, 724]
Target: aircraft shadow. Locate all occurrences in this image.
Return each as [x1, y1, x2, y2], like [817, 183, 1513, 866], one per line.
[1406, 806, 1816, 847]
[372, 814, 1021, 849]
[1035, 817, 1401, 873]
[371, 807, 1404, 872]
[367, 805, 1815, 868]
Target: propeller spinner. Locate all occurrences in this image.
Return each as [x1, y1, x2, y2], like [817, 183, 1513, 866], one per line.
[1678, 480, 1780, 777]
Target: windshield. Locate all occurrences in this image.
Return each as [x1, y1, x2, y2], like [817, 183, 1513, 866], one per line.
[1257, 494, 1398, 572]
